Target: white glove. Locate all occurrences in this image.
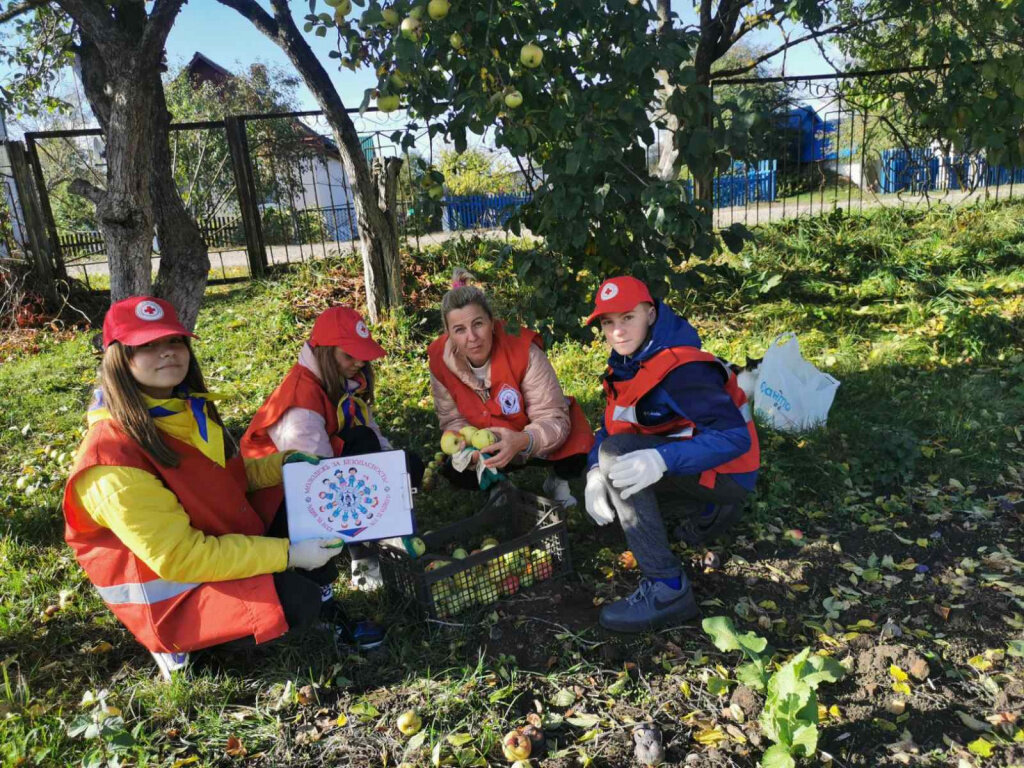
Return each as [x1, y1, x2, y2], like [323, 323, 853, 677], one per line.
[608, 449, 668, 500]
[288, 538, 343, 570]
[584, 467, 616, 526]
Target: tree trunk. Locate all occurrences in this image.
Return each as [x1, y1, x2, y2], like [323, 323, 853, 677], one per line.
[73, 42, 158, 301]
[655, 0, 680, 182]
[148, 66, 209, 330]
[63, 0, 193, 316]
[217, 0, 405, 321]
[355, 156, 403, 318]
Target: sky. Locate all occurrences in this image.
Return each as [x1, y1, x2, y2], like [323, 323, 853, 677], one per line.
[3, 1, 845, 142]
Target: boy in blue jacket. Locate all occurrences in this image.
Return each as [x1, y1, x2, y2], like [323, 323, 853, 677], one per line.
[585, 277, 760, 633]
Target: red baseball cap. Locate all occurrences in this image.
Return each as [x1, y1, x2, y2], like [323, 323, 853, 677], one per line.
[309, 306, 386, 361]
[102, 296, 196, 349]
[586, 276, 654, 324]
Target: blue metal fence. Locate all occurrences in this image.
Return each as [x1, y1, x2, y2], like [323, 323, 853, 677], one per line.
[879, 148, 1024, 194]
[683, 160, 778, 208]
[441, 193, 531, 231]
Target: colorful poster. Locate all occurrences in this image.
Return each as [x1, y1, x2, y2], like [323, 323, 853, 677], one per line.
[282, 451, 414, 543]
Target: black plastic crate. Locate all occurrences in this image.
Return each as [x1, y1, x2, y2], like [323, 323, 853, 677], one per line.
[375, 485, 572, 619]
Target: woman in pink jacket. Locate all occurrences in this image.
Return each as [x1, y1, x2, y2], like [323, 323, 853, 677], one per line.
[427, 269, 594, 504]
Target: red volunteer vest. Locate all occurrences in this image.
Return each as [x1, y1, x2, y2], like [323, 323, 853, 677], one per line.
[428, 323, 594, 460]
[63, 420, 289, 654]
[602, 346, 760, 489]
[242, 364, 345, 459]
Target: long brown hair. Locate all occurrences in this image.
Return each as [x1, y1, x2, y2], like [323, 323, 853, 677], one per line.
[441, 267, 494, 333]
[312, 345, 375, 405]
[99, 340, 234, 467]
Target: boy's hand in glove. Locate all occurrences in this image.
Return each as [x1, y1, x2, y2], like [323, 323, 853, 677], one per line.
[584, 467, 616, 525]
[609, 449, 667, 500]
[288, 538, 342, 570]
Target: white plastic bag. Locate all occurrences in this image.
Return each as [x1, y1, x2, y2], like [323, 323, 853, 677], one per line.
[752, 333, 840, 432]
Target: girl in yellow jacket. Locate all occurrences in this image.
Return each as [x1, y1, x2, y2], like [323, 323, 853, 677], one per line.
[63, 296, 380, 680]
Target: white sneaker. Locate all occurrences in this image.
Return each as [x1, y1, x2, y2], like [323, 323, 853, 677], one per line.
[150, 650, 189, 681]
[543, 473, 577, 508]
[350, 555, 384, 591]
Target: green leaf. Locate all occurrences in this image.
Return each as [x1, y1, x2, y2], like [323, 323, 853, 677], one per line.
[565, 713, 601, 728]
[790, 723, 818, 756]
[707, 676, 733, 696]
[551, 689, 576, 708]
[803, 655, 846, 688]
[736, 661, 769, 691]
[702, 616, 768, 658]
[968, 737, 995, 758]
[759, 744, 796, 768]
[446, 733, 474, 747]
[1007, 639, 1024, 657]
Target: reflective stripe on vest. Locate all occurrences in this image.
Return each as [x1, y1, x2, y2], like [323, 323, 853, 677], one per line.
[95, 579, 199, 606]
[613, 404, 694, 438]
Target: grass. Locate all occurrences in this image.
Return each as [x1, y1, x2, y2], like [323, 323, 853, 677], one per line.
[1, 201, 1023, 767]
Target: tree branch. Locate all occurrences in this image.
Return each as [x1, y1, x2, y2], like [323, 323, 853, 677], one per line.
[712, 13, 892, 80]
[56, 0, 128, 51]
[215, 0, 280, 38]
[139, 0, 186, 68]
[0, 0, 48, 24]
[69, 177, 105, 204]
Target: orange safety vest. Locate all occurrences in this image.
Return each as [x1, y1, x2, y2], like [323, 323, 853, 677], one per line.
[63, 420, 289, 654]
[602, 346, 760, 489]
[428, 323, 594, 461]
[242, 364, 346, 459]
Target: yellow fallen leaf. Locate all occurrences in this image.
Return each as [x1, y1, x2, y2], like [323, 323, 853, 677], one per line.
[892, 681, 911, 696]
[171, 758, 199, 768]
[85, 641, 114, 655]
[336, 713, 348, 727]
[694, 727, 728, 746]
[679, 680, 691, 698]
[889, 665, 909, 682]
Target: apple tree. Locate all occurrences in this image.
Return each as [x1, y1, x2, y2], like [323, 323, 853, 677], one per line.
[304, 0, 766, 335]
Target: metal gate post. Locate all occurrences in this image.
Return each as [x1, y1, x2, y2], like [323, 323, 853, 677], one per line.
[224, 116, 267, 278]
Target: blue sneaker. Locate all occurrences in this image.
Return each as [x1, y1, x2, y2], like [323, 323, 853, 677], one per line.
[599, 578, 700, 633]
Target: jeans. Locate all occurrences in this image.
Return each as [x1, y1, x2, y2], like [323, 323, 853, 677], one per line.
[596, 433, 750, 579]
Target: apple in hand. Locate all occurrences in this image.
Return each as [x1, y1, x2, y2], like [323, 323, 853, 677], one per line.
[471, 428, 496, 451]
[440, 430, 463, 455]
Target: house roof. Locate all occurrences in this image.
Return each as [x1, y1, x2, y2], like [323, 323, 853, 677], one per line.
[180, 52, 375, 163]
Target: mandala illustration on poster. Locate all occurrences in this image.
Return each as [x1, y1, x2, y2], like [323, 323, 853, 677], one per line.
[301, 458, 393, 538]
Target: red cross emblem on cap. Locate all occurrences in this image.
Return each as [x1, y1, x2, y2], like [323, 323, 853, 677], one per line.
[135, 300, 165, 321]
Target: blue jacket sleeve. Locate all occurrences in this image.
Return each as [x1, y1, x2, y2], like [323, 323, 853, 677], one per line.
[650, 363, 751, 477]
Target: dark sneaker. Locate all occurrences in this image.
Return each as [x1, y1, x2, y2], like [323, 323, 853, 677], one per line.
[599, 578, 700, 633]
[150, 650, 189, 681]
[675, 502, 742, 546]
[320, 601, 385, 651]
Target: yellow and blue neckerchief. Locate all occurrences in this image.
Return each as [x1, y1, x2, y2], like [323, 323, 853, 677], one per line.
[88, 387, 227, 466]
[336, 374, 373, 433]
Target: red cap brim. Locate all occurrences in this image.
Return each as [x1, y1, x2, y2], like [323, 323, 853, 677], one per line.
[586, 296, 647, 325]
[341, 335, 387, 362]
[110, 326, 197, 349]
